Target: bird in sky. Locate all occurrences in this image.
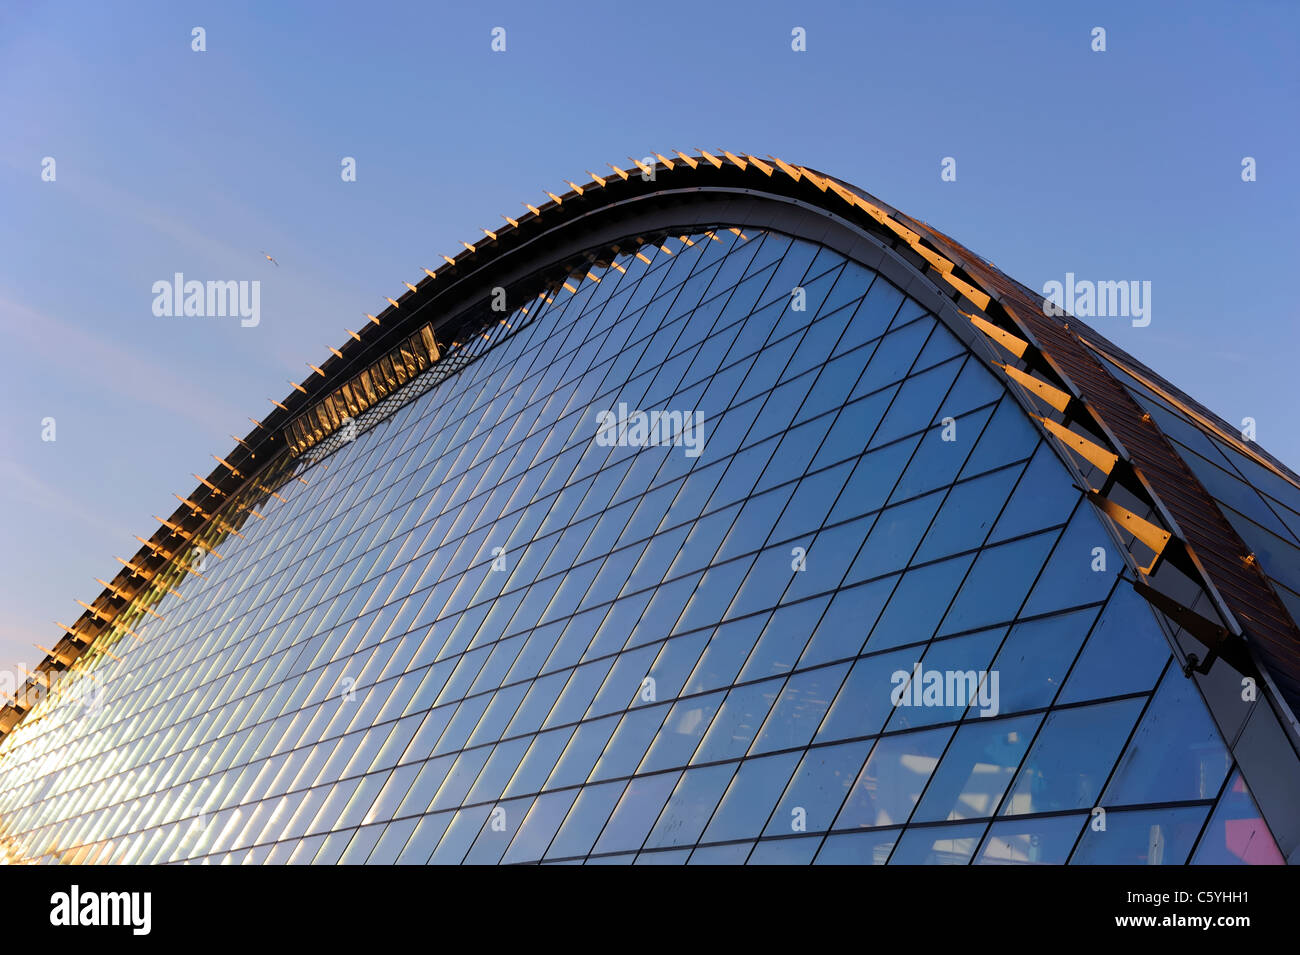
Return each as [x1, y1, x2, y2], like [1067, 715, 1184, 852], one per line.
[259, 250, 279, 267]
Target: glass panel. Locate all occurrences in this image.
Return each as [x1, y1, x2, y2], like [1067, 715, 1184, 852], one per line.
[890, 406, 995, 502]
[638, 691, 726, 773]
[683, 618, 767, 695]
[735, 599, 828, 681]
[502, 789, 578, 864]
[1190, 770, 1285, 865]
[688, 842, 754, 865]
[868, 359, 963, 447]
[645, 630, 712, 701]
[843, 491, 945, 587]
[834, 727, 953, 830]
[1102, 668, 1230, 806]
[815, 648, 914, 744]
[814, 830, 898, 865]
[699, 752, 801, 844]
[1070, 806, 1209, 865]
[884, 626, 1005, 730]
[635, 848, 691, 865]
[591, 772, 681, 855]
[912, 714, 1040, 823]
[987, 443, 1079, 544]
[956, 396, 1039, 479]
[750, 663, 848, 755]
[815, 387, 902, 475]
[913, 465, 1025, 564]
[1021, 506, 1120, 616]
[976, 815, 1085, 865]
[643, 762, 737, 850]
[888, 822, 987, 864]
[545, 715, 619, 790]
[866, 557, 973, 653]
[1059, 588, 1170, 704]
[545, 781, 623, 860]
[428, 805, 491, 864]
[589, 704, 669, 781]
[988, 607, 1097, 714]
[504, 728, 571, 797]
[765, 739, 871, 838]
[769, 460, 855, 543]
[747, 836, 821, 865]
[1001, 698, 1143, 816]
[939, 531, 1058, 636]
[692, 679, 783, 764]
[463, 795, 531, 864]
[797, 579, 889, 668]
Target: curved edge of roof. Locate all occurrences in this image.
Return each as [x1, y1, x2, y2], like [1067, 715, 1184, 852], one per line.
[8, 148, 1300, 752]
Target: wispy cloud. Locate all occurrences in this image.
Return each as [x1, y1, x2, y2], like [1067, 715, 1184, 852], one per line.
[0, 457, 135, 543]
[0, 295, 246, 434]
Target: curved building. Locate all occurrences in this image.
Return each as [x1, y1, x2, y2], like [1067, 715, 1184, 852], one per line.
[2, 151, 1298, 865]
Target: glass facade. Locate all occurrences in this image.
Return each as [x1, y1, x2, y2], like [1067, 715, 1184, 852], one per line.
[0, 223, 1287, 865]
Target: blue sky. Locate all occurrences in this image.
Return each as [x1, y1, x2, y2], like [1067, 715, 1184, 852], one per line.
[1, 0, 1296, 670]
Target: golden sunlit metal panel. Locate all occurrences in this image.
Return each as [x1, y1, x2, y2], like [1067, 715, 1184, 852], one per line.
[1086, 490, 1173, 574]
[909, 241, 955, 274]
[967, 312, 1030, 359]
[996, 362, 1073, 413]
[769, 155, 801, 181]
[942, 271, 992, 310]
[1035, 414, 1120, 475]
